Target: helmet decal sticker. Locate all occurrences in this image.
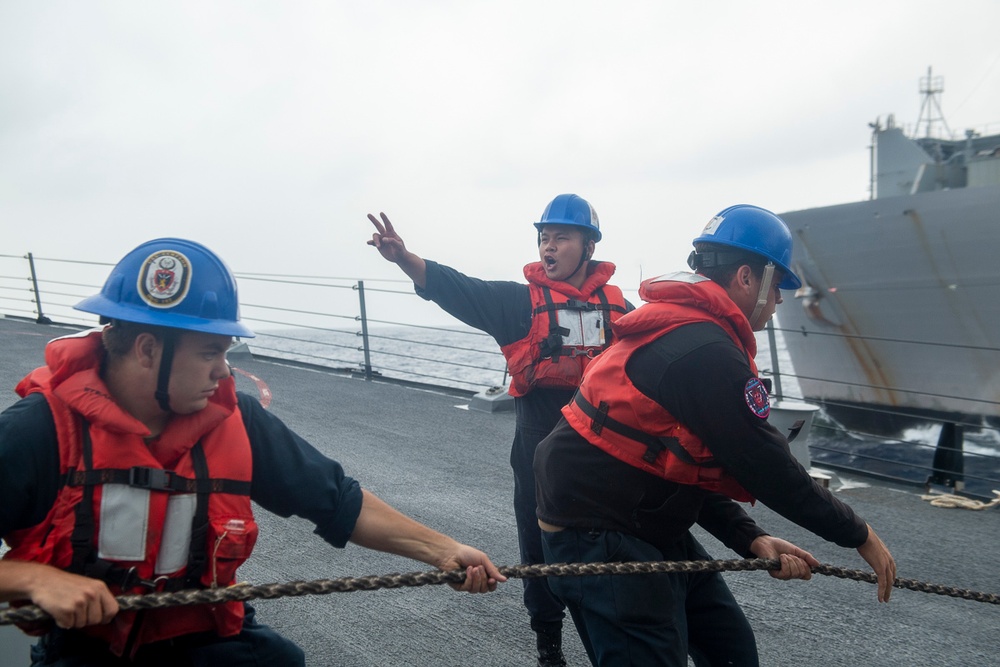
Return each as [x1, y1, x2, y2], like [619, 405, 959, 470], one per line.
[138, 250, 192, 308]
[743, 377, 770, 418]
[701, 214, 724, 236]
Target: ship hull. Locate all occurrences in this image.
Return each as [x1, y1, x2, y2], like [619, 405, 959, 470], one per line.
[777, 185, 1000, 433]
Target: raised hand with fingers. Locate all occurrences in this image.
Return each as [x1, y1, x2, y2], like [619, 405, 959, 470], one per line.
[366, 212, 427, 288]
[367, 213, 407, 263]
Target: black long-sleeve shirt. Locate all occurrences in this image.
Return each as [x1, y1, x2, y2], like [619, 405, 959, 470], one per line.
[534, 322, 869, 558]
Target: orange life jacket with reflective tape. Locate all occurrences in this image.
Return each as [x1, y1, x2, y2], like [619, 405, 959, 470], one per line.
[4, 329, 256, 657]
[561, 273, 758, 502]
[500, 261, 628, 397]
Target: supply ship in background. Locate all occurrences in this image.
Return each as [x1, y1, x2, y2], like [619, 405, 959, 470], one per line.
[776, 69, 1000, 442]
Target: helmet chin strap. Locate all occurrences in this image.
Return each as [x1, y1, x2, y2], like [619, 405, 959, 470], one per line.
[570, 246, 590, 280]
[154, 331, 177, 413]
[748, 262, 775, 328]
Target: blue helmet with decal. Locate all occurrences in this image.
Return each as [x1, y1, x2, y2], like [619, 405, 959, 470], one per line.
[690, 204, 801, 290]
[533, 194, 602, 242]
[75, 238, 255, 338]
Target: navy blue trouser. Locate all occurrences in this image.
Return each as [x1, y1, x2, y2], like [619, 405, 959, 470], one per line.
[541, 528, 758, 666]
[511, 426, 566, 631]
[30, 604, 305, 666]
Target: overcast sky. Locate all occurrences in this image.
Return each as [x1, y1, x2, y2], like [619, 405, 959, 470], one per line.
[2, 1, 999, 319]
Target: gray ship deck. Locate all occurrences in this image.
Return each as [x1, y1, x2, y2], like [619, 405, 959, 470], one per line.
[1, 316, 997, 666]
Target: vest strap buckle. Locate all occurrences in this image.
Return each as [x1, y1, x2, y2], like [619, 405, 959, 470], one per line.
[128, 466, 172, 491]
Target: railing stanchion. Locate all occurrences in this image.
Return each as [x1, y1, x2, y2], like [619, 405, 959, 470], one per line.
[356, 280, 373, 381]
[26, 253, 52, 324]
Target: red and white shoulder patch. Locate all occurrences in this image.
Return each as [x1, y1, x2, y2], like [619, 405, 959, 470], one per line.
[743, 377, 770, 418]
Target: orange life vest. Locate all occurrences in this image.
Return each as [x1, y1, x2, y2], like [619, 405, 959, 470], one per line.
[562, 273, 759, 502]
[500, 261, 628, 397]
[4, 329, 257, 657]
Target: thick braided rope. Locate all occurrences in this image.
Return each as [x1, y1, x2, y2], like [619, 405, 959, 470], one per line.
[811, 563, 1000, 604]
[3, 558, 998, 626]
[920, 490, 1000, 510]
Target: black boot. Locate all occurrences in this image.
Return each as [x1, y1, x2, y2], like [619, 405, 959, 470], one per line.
[535, 626, 567, 667]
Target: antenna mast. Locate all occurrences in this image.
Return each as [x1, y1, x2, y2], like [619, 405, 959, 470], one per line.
[915, 66, 951, 139]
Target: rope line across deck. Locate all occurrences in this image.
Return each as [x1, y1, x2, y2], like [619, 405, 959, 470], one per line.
[2, 558, 998, 626]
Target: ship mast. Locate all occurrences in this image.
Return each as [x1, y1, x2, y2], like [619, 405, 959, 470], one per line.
[915, 66, 952, 140]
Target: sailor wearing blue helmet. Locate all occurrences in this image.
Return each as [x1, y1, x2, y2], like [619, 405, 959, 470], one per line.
[368, 195, 631, 667]
[688, 204, 803, 331]
[535, 205, 896, 666]
[0, 238, 505, 666]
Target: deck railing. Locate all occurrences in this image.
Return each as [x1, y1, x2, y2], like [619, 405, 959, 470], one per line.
[2, 251, 998, 498]
[0, 252, 508, 394]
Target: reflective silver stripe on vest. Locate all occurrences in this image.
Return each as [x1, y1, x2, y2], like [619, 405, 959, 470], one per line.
[557, 309, 605, 348]
[96, 486, 196, 573]
[155, 494, 196, 574]
[98, 485, 150, 561]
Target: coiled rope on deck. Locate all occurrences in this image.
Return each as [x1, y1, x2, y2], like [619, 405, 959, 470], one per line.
[920, 490, 1000, 510]
[2, 558, 998, 626]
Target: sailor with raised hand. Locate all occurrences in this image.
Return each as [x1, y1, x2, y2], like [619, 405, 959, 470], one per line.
[533, 205, 896, 666]
[368, 194, 632, 667]
[0, 238, 504, 666]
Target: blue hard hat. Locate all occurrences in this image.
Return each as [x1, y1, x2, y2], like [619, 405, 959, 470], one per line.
[692, 204, 802, 290]
[75, 238, 255, 338]
[533, 194, 602, 242]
